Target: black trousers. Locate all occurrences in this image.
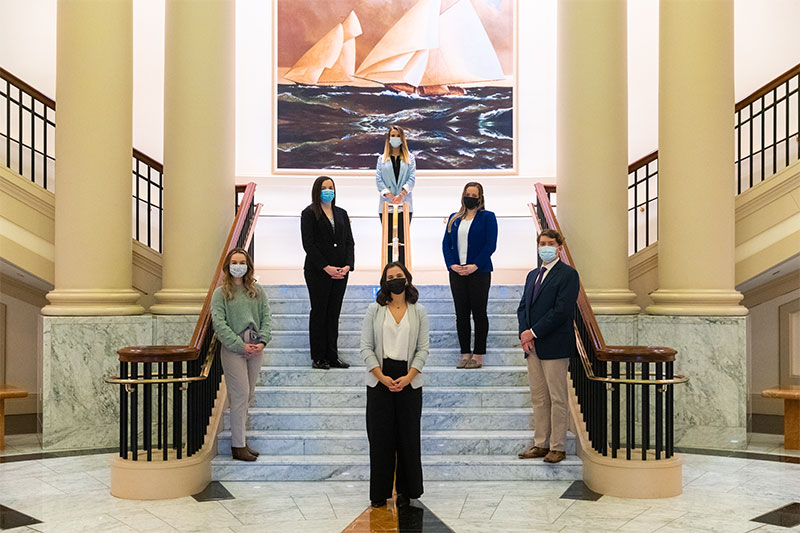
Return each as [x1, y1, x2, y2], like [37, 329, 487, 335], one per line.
[448, 270, 492, 355]
[379, 211, 412, 266]
[366, 358, 423, 502]
[304, 269, 348, 363]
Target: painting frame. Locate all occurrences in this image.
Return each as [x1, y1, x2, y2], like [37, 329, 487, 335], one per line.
[271, 0, 519, 176]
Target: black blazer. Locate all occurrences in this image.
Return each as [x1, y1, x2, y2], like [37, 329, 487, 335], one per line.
[516, 260, 579, 360]
[300, 205, 355, 272]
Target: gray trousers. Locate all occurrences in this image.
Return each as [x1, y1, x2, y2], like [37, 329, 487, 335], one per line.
[221, 346, 263, 448]
[526, 353, 570, 452]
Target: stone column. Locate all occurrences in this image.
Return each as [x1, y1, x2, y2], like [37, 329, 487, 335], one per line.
[646, 0, 746, 315]
[556, 0, 639, 315]
[43, 0, 143, 316]
[150, 0, 235, 314]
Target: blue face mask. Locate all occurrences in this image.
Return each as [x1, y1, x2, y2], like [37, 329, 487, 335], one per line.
[538, 245, 557, 263]
[320, 189, 335, 203]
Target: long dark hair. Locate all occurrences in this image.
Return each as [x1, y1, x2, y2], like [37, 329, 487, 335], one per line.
[447, 181, 485, 232]
[310, 176, 336, 219]
[376, 261, 419, 306]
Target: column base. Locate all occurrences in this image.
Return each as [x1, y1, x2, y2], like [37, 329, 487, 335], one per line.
[42, 289, 144, 316]
[646, 289, 747, 315]
[585, 289, 640, 315]
[150, 288, 210, 315]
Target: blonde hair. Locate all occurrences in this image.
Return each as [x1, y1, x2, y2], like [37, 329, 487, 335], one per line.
[221, 247, 261, 301]
[382, 125, 410, 164]
[447, 182, 485, 233]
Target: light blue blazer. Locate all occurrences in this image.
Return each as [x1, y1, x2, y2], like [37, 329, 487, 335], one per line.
[360, 302, 429, 388]
[376, 153, 416, 212]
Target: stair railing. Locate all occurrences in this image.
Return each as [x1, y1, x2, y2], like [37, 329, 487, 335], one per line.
[380, 200, 412, 270]
[0, 66, 164, 252]
[629, 63, 800, 253]
[105, 183, 262, 462]
[530, 183, 688, 460]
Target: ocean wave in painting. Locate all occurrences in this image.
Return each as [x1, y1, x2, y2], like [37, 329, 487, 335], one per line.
[277, 85, 513, 170]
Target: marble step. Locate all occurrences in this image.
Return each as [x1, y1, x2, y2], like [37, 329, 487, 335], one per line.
[226, 407, 534, 431]
[212, 454, 582, 482]
[264, 284, 524, 300]
[249, 386, 531, 408]
[267, 330, 522, 349]
[217, 430, 576, 456]
[268, 298, 521, 315]
[270, 313, 520, 331]
[262, 347, 527, 367]
[258, 366, 529, 388]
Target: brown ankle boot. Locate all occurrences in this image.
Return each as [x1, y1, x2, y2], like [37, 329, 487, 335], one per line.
[232, 447, 257, 462]
[245, 445, 260, 457]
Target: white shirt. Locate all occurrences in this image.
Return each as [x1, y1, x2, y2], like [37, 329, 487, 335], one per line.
[530, 257, 560, 338]
[383, 308, 410, 361]
[457, 218, 473, 265]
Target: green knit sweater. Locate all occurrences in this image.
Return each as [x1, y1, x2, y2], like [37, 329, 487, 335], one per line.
[210, 284, 272, 354]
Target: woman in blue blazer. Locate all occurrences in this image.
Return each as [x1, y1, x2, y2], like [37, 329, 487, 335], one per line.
[442, 182, 498, 369]
[376, 125, 415, 266]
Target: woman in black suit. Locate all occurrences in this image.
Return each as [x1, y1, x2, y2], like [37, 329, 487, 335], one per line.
[301, 176, 355, 369]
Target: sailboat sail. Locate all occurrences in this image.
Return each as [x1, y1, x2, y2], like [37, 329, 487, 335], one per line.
[355, 0, 504, 93]
[285, 11, 363, 85]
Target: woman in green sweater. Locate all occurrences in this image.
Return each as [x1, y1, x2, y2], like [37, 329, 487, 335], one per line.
[211, 247, 272, 462]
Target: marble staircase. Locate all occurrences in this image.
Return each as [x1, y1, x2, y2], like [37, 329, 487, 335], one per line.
[212, 285, 581, 481]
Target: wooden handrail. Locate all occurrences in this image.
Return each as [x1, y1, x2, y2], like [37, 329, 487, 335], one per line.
[118, 183, 259, 364]
[629, 62, 800, 174]
[132, 148, 163, 173]
[0, 66, 56, 109]
[532, 182, 673, 364]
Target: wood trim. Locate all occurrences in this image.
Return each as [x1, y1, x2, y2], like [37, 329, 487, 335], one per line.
[0, 66, 56, 109]
[628, 151, 658, 174]
[117, 345, 199, 363]
[403, 201, 412, 270]
[381, 202, 388, 269]
[597, 345, 676, 363]
[131, 149, 163, 173]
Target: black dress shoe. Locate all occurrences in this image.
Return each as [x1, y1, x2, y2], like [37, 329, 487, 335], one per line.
[371, 499, 387, 508]
[312, 360, 330, 370]
[329, 359, 350, 369]
[396, 494, 410, 507]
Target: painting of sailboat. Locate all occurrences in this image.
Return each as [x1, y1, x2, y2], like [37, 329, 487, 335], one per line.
[276, 0, 515, 172]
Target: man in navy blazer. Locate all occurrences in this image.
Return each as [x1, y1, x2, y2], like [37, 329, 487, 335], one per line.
[516, 229, 579, 464]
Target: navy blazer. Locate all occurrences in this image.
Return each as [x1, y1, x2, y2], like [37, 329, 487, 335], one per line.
[441, 209, 498, 272]
[300, 205, 355, 272]
[516, 260, 579, 360]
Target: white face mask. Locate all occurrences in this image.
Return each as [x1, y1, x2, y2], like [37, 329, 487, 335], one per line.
[389, 137, 402, 148]
[229, 264, 248, 278]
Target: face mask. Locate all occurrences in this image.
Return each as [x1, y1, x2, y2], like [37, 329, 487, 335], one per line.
[229, 264, 248, 278]
[389, 137, 402, 148]
[463, 196, 479, 209]
[320, 189, 335, 203]
[386, 278, 407, 294]
[538, 246, 557, 263]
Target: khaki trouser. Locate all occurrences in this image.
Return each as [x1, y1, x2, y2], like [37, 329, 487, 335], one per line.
[221, 346, 263, 448]
[526, 353, 570, 452]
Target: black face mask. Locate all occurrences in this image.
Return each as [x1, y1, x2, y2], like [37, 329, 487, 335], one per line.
[463, 196, 479, 209]
[386, 278, 407, 295]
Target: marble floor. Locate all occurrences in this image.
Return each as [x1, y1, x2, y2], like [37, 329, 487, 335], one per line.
[1, 433, 799, 532]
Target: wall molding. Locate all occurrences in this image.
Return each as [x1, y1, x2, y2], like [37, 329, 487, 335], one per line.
[0, 274, 49, 308]
[741, 271, 800, 308]
[0, 166, 54, 220]
[628, 242, 658, 281]
[735, 160, 800, 221]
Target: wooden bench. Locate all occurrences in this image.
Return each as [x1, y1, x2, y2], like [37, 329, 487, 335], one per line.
[0, 385, 29, 450]
[762, 387, 800, 450]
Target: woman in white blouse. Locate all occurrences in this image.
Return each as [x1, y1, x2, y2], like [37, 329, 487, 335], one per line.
[360, 261, 430, 509]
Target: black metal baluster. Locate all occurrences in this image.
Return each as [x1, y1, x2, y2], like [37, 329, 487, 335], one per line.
[787, 80, 792, 168]
[159, 170, 163, 252]
[611, 362, 620, 458]
[655, 362, 663, 460]
[737, 109, 742, 193]
[633, 170, 639, 250]
[760, 96, 765, 182]
[666, 362, 674, 458]
[120, 362, 128, 458]
[749, 102, 754, 189]
[162, 362, 168, 461]
[144, 362, 152, 461]
[773, 88, 778, 174]
[157, 362, 162, 451]
[5, 80, 10, 168]
[174, 361, 182, 459]
[130, 363, 138, 461]
[18, 88, 23, 176]
[600, 360, 607, 456]
[42, 107, 48, 189]
[642, 363, 650, 460]
[30, 99, 35, 185]
[625, 362, 633, 460]
[147, 165, 152, 247]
